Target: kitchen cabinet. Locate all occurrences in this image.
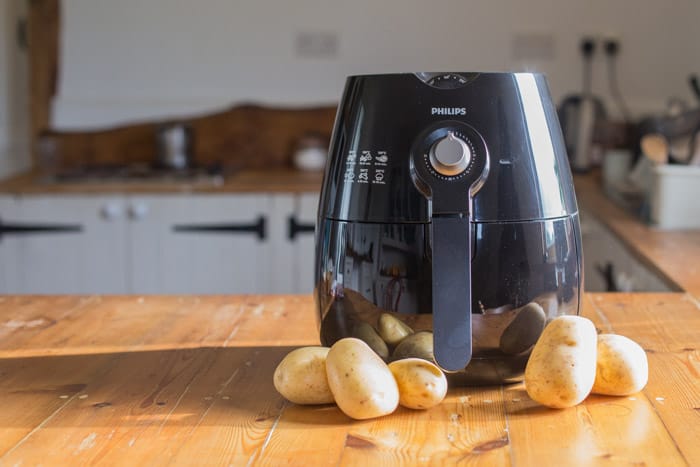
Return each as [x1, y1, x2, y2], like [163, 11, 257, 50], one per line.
[0, 196, 15, 292]
[288, 193, 319, 294]
[580, 210, 672, 292]
[0, 195, 128, 293]
[0, 192, 319, 295]
[128, 194, 272, 294]
[128, 193, 318, 294]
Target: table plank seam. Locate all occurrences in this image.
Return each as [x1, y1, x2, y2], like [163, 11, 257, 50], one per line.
[640, 394, 692, 466]
[682, 294, 700, 311]
[156, 379, 193, 437]
[0, 392, 79, 459]
[501, 385, 515, 467]
[250, 400, 288, 466]
[586, 294, 614, 333]
[588, 294, 693, 466]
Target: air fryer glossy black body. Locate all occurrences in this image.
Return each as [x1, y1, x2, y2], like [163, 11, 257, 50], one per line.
[315, 72, 582, 384]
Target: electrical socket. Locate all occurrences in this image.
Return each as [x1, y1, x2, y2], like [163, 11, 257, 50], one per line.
[580, 36, 597, 57]
[579, 35, 621, 56]
[602, 35, 621, 56]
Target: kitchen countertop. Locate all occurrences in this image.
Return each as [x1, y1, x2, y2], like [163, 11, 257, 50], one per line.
[0, 294, 698, 465]
[0, 169, 324, 194]
[574, 173, 700, 298]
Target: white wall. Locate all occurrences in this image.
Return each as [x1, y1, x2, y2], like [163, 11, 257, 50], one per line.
[0, 0, 30, 177]
[54, 0, 700, 129]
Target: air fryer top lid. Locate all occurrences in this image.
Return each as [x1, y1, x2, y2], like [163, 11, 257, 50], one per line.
[319, 72, 578, 223]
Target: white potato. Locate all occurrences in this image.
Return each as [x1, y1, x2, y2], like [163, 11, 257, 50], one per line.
[499, 302, 547, 355]
[377, 313, 414, 346]
[352, 321, 390, 360]
[326, 338, 399, 420]
[273, 346, 334, 405]
[593, 334, 648, 396]
[388, 358, 447, 409]
[524, 315, 597, 408]
[392, 331, 434, 362]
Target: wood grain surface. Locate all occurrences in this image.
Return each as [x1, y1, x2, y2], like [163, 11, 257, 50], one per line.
[0, 169, 323, 195]
[0, 294, 697, 466]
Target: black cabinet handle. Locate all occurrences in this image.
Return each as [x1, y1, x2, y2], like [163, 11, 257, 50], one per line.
[0, 219, 82, 242]
[288, 216, 315, 240]
[596, 262, 618, 292]
[173, 216, 266, 240]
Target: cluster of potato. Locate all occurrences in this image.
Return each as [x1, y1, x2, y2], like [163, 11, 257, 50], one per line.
[351, 313, 435, 362]
[524, 315, 649, 408]
[274, 338, 447, 419]
[274, 312, 649, 418]
[273, 314, 447, 420]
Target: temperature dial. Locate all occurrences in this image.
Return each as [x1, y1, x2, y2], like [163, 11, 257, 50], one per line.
[429, 132, 471, 176]
[426, 73, 470, 89]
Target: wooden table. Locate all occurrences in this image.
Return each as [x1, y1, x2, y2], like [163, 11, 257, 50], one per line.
[0, 294, 698, 466]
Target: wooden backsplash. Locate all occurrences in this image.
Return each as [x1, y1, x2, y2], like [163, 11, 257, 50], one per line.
[39, 104, 337, 172]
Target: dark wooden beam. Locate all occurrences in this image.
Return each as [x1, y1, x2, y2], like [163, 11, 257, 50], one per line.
[28, 0, 60, 165]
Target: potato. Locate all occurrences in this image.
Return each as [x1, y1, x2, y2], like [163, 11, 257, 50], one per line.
[388, 358, 447, 409]
[592, 334, 648, 396]
[392, 331, 434, 362]
[499, 302, 546, 355]
[524, 315, 597, 408]
[326, 337, 399, 420]
[377, 313, 414, 346]
[352, 321, 390, 360]
[273, 347, 335, 405]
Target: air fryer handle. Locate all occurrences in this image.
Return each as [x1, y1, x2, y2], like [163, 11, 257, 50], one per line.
[431, 215, 472, 372]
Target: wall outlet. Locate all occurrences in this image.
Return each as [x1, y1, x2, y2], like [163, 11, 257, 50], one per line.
[511, 32, 555, 61]
[603, 35, 621, 56]
[295, 31, 339, 58]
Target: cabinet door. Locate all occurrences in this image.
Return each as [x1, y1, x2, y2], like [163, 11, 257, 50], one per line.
[580, 209, 671, 292]
[0, 195, 128, 294]
[0, 196, 16, 293]
[128, 195, 271, 294]
[268, 194, 295, 293]
[290, 192, 320, 294]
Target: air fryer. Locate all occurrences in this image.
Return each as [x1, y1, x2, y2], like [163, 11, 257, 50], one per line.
[314, 72, 582, 385]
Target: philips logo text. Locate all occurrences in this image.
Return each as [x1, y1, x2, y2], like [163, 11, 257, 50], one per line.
[431, 107, 466, 116]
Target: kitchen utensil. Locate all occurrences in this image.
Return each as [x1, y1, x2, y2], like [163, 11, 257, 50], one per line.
[315, 72, 582, 384]
[638, 109, 700, 165]
[650, 164, 700, 228]
[558, 39, 607, 172]
[156, 123, 193, 170]
[690, 74, 700, 103]
[640, 133, 669, 165]
[293, 134, 327, 171]
[637, 76, 700, 165]
[602, 148, 633, 189]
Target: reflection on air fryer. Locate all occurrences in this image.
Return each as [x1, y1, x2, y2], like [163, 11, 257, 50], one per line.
[316, 218, 580, 385]
[319, 288, 573, 385]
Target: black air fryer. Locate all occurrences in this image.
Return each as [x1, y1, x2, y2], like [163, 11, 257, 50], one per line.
[315, 72, 582, 384]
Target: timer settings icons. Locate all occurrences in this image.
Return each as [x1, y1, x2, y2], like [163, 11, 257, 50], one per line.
[344, 150, 388, 185]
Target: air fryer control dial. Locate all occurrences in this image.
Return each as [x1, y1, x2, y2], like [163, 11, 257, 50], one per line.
[429, 131, 471, 176]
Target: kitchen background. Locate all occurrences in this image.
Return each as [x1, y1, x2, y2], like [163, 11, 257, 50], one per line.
[0, 0, 698, 294]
